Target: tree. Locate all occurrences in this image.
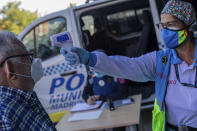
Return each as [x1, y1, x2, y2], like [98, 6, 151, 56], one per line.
[69, 3, 77, 7]
[0, 1, 38, 34]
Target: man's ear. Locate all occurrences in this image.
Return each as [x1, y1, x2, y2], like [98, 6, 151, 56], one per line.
[4, 61, 16, 80]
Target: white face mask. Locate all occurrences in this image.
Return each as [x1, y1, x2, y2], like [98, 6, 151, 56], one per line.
[31, 58, 43, 83]
[9, 58, 43, 83]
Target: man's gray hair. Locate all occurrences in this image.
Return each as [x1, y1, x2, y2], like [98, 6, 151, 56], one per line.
[0, 31, 27, 64]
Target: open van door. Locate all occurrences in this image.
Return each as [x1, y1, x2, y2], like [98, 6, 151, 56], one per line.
[19, 10, 88, 123]
[74, 0, 159, 108]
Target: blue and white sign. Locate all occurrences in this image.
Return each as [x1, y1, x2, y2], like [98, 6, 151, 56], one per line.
[34, 60, 87, 114]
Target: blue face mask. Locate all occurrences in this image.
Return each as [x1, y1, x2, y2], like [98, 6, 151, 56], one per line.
[161, 28, 188, 49]
[94, 72, 104, 78]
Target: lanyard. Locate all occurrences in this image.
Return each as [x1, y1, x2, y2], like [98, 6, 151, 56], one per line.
[174, 64, 197, 88]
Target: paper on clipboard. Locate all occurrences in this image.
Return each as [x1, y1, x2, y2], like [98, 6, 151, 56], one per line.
[68, 110, 103, 122]
[70, 101, 103, 112]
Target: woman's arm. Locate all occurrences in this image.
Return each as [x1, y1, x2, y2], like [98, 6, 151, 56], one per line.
[60, 47, 156, 82]
[89, 51, 156, 82]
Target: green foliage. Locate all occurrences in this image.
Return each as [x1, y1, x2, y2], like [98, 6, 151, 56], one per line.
[0, 1, 38, 34]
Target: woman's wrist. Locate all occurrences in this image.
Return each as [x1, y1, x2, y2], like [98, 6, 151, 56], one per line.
[87, 52, 97, 67]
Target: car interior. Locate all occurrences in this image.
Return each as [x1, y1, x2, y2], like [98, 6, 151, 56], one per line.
[79, 0, 159, 100]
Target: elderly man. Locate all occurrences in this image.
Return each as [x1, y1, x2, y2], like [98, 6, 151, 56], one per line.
[0, 31, 56, 130]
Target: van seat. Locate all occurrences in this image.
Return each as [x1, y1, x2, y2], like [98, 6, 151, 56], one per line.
[126, 10, 153, 57]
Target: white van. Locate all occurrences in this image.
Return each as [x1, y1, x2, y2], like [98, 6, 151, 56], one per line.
[19, 0, 167, 125]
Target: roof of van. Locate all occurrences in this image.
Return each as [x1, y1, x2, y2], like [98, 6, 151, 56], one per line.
[72, 0, 113, 10]
[19, 0, 126, 39]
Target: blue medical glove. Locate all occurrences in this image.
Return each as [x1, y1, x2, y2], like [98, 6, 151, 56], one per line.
[60, 47, 90, 65]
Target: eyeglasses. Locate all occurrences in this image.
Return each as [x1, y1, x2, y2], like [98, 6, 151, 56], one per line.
[174, 64, 197, 88]
[156, 21, 183, 30]
[0, 53, 33, 67]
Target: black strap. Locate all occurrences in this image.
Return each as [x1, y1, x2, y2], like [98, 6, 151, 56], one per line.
[174, 64, 197, 88]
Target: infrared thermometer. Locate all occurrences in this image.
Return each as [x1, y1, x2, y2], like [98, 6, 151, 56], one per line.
[50, 31, 79, 65]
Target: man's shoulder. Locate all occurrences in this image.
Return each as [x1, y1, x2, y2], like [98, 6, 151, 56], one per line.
[0, 94, 18, 111]
[0, 97, 12, 120]
[0, 94, 28, 123]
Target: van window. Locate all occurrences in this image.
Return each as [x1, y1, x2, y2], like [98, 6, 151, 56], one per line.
[22, 30, 35, 54]
[22, 17, 66, 60]
[81, 16, 94, 36]
[35, 17, 66, 60]
[106, 9, 142, 36]
[136, 8, 150, 24]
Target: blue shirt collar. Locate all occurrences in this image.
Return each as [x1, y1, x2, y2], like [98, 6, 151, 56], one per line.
[0, 86, 35, 101]
[171, 39, 197, 66]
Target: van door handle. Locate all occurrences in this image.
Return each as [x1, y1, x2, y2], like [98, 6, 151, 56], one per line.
[60, 71, 77, 76]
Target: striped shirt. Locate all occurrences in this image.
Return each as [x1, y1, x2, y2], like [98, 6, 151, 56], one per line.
[0, 86, 56, 131]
